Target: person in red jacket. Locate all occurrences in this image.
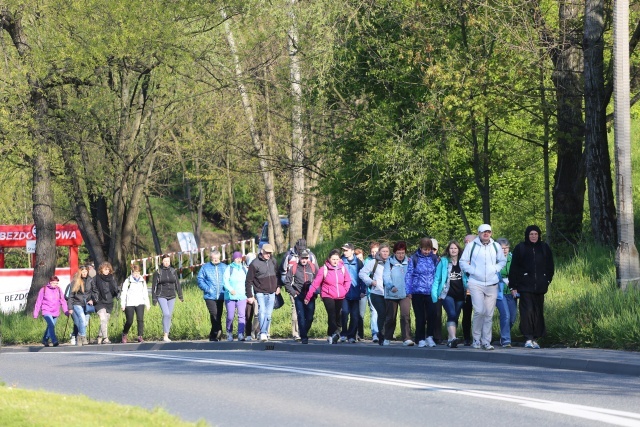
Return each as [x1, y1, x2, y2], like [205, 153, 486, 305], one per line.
[33, 276, 71, 347]
[305, 249, 351, 344]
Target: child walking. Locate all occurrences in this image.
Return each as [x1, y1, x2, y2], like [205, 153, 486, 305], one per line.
[33, 276, 71, 347]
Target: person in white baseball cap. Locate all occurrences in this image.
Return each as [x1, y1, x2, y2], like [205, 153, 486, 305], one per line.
[459, 223, 506, 351]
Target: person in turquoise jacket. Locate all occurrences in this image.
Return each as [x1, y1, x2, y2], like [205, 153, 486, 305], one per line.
[432, 240, 468, 348]
[223, 251, 248, 341]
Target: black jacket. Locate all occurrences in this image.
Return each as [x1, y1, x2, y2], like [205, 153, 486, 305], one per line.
[152, 266, 182, 302]
[93, 274, 119, 312]
[508, 225, 555, 294]
[245, 253, 278, 297]
[67, 276, 94, 308]
[283, 261, 317, 297]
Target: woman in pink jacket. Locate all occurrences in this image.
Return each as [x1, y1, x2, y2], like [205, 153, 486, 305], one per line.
[305, 249, 351, 344]
[33, 275, 70, 347]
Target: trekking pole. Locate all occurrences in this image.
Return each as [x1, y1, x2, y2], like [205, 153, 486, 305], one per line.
[62, 314, 70, 342]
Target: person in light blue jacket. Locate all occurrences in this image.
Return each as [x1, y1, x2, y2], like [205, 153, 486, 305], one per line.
[223, 251, 248, 341]
[382, 241, 413, 346]
[432, 240, 468, 348]
[197, 250, 228, 341]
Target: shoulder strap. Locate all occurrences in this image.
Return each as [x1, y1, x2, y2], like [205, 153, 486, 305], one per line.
[469, 242, 477, 259]
[411, 254, 418, 269]
[323, 265, 329, 279]
[291, 262, 298, 276]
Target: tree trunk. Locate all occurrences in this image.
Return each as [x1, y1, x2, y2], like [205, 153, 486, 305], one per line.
[470, 112, 491, 224]
[221, 8, 285, 252]
[549, 0, 586, 244]
[225, 149, 237, 246]
[613, 0, 640, 289]
[584, 0, 617, 247]
[288, 0, 305, 248]
[145, 192, 162, 255]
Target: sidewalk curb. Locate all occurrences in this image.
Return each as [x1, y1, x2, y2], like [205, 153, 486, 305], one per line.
[3, 340, 639, 377]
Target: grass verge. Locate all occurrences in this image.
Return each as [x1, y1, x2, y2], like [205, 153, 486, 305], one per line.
[0, 382, 208, 427]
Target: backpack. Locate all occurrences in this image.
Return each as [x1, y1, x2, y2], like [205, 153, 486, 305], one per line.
[323, 264, 346, 278]
[468, 241, 500, 259]
[290, 261, 316, 276]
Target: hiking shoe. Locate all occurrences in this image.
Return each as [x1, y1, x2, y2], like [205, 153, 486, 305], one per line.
[472, 340, 481, 349]
[426, 336, 436, 347]
[245, 336, 252, 342]
[532, 341, 541, 349]
[447, 338, 458, 348]
[259, 333, 268, 342]
[70, 336, 76, 346]
[52, 341, 59, 347]
[339, 336, 347, 343]
[301, 338, 309, 344]
[121, 334, 128, 344]
[137, 336, 143, 343]
[502, 342, 512, 348]
[42, 340, 49, 347]
[162, 336, 171, 343]
[238, 333, 245, 341]
[372, 334, 379, 343]
[293, 335, 301, 341]
[96, 337, 103, 345]
[102, 339, 111, 344]
[331, 333, 340, 344]
[227, 334, 233, 342]
[348, 338, 356, 344]
[382, 339, 390, 346]
[418, 340, 427, 348]
[482, 343, 495, 351]
[403, 340, 415, 346]
[524, 340, 534, 348]
[327, 336, 333, 344]
[464, 339, 471, 347]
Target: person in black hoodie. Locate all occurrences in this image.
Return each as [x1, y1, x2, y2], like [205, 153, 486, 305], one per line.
[283, 250, 317, 344]
[508, 225, 554, 349]
[152, 254, 183, 342]
[93, 262, 119, 344]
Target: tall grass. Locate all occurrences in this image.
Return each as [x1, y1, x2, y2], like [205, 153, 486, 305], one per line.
[2, 244, 639, 350]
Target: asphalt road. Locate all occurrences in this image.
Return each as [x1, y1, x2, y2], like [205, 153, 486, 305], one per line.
[1, 350, 640, 426]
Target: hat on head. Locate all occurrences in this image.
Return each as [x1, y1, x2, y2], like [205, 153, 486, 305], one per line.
[478, 224, 492, 233]
[341, 243, 354, 251]
[299, 249, 310, 258]
[232, 251, 242, 260]
[431, 239, 439, 250]
[262, 243, 274, 253]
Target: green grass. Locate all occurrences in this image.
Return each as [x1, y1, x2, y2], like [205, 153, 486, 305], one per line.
[0, 383, 208, 427]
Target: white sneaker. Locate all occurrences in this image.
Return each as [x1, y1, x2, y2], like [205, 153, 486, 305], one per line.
[227, 334, 233, 342]
[238, 333, 245, 341]
[259, 333, 268, 342]
[418, 340, 427, 348]
[426, 336, 436, 347]
[403, 340, 415, 346]
[339, 336, 347, 343]
[327, 336, 333, 344]
[382, 339, 390, 346]
[348, 338, 356, 343]
[244, 335, 252, 342]
[163, 336, 171, 343]
[472, 340, 481, 349]
[70, 336, 76, 346]
[372, 334, 379, 343]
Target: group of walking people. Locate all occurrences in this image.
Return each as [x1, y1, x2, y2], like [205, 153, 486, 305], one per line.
[33, 224, 553, 349]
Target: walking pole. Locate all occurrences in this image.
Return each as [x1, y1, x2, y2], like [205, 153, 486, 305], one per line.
[62, 314, 70, 343]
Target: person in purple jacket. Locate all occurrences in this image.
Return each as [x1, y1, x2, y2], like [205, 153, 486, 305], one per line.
[305, 249, 351, 344]
[33, 275, 71, 347]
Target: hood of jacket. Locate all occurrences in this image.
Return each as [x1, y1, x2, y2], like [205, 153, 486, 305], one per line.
[524, 225, 543, 245]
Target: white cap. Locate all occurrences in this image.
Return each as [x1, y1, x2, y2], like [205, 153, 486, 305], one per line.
[431, 238, 438, 250]
[478, 224, 492, 233]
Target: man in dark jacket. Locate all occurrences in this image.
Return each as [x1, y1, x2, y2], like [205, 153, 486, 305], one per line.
[283, 249, 317, 344]
[508, 225, 554, 349]
[245, 244, 279, 342]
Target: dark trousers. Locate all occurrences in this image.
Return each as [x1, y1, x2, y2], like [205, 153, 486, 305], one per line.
[123, 305, 145, 336]
[411, 294, 440, 342]
[384, 298, 412, 341]
[462, 293, 473, 342]
[322, 297, 343, 336]
[369, 294, 386, 344]
[205, 299, 224, 340]
[245, 299, 260, 339]
[519, 292, 546, 341]
[431, 298, 443, 342]
[341, 299, 361, 339]
[294, 294, 316, 340]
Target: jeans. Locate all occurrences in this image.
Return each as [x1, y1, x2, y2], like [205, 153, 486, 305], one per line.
[441, 296, 465, 327]
[468, 283, 498, 346]
[294, 294, 316, 340]
[369, 294, 386, 342]
[42, 315, 58, 344]
[157, 297, 176, 334]
[495, 296, 511, 345]
[71, 305, 87, 337]
[225, 299, 247, 335]
[367, 294, 379, 335]
[341, 299, 361, 339]
[506, 294, 518, 328]
[255, 292, 275, 335]
[357, 297, 366, 338]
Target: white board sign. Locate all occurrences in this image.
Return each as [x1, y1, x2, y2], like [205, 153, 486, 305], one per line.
[177, 232, 198, 252]
[26, 240, 36, 254]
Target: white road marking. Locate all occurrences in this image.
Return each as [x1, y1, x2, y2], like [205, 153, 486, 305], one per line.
[97, 351, 640, 427]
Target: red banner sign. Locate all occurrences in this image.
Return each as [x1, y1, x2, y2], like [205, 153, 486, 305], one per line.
[0, 224, 83, 247]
